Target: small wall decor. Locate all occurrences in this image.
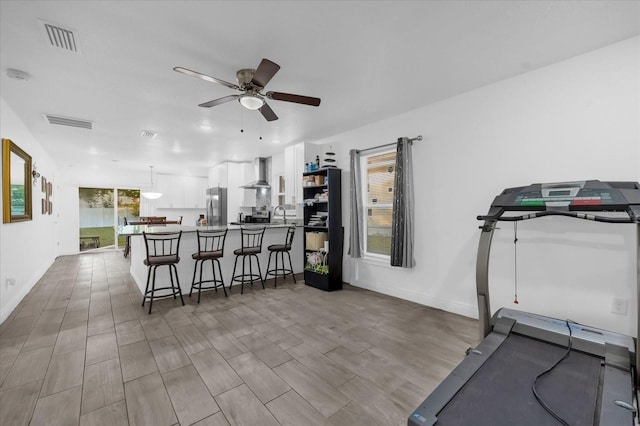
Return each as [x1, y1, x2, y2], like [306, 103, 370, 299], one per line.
[41, 177, 53, 215]
[32, 163, 40, 185]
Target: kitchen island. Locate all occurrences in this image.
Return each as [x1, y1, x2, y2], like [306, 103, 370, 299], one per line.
[117, 224, 303, 298]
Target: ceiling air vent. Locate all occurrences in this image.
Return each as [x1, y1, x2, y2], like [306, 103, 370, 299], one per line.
[39, 20, 80, 53]
[45, 114, 93, 130]
[141, 130, 158, 139]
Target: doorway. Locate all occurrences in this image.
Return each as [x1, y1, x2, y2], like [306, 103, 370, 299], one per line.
[78, 187, 140, 252]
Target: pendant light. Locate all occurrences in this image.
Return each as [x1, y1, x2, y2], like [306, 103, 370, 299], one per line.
[141, 166, 162, 200]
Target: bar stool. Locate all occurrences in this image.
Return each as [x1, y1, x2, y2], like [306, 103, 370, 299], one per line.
[264, 226, 296, 287]
[190, 229, 228, 303]
[141, 231, 184, 314]
[230, 227, 266, 294]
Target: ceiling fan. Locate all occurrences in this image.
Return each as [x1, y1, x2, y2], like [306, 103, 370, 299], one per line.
[173, 58, 321, 122]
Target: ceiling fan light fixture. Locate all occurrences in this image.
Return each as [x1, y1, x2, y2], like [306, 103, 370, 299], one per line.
[239, 94, 264, 110]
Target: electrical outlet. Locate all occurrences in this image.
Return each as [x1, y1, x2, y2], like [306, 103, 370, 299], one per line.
[611, 297, 628, 316]
[5, 278, 15, 288]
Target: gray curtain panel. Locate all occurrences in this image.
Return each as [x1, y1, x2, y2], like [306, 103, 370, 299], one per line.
[348, 149, 363, 258]
[390, 137, 416, 267]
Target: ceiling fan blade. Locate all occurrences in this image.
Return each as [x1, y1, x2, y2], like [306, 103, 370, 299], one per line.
[266, 91, 321, 107]
[199, 95, 240, 108]
[174, 67, 239, 90]
[251, 59, 280, 88]
[259, 102, 278, 121]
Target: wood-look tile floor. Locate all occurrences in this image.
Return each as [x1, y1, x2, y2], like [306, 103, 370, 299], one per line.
[0, 251, 478, 426]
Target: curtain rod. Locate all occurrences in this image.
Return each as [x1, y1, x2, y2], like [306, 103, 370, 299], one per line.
[355, 135, 422, 154]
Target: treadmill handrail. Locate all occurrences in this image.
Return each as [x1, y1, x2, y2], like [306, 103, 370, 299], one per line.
[477, 209, 636, 224]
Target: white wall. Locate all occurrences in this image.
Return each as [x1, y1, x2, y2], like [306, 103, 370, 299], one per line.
[0, 98, 59, 322]
[317, 36, 640, 336]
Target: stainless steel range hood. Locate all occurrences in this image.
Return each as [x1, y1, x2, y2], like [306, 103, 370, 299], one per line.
[240, 157, 271, 189]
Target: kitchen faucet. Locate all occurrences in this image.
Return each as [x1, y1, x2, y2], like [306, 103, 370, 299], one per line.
[273, 205, 286, 224]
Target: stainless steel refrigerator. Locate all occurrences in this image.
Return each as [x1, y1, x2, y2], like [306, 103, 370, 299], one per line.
[206, 187, 227, 226]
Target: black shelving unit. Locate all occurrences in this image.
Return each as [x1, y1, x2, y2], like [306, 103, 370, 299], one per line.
[302, 168, 342, 291]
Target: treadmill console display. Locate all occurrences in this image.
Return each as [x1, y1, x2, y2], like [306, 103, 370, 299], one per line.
[515, 182, 619, 208]
[479, 180, 640, 222]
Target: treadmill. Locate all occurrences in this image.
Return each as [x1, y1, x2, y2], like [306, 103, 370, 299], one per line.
[409, 180, 640, 426]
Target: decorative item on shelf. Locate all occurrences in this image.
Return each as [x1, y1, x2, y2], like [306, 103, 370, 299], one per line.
[306, 231, 327, 250]
[31, 163, 40, 185]
[307, 212, 327, 226]
[322, 146, 337, 168]
[305, 250, 328, 275]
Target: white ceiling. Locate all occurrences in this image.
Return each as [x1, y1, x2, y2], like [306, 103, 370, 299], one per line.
[1, 1, 638, 176]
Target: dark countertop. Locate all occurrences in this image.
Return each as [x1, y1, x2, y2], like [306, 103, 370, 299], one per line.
[116, 223, 301, 236]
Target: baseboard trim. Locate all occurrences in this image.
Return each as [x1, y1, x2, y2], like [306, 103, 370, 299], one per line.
[347, 279, 478, 319]
[0, 258, 55, 324]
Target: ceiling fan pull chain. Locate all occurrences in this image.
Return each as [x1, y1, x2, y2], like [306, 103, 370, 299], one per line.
[240, 104, 244, 133]
[259, 114, 262, 140]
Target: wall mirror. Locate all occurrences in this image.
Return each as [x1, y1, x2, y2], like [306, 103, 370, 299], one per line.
[2, 138, 32, 223]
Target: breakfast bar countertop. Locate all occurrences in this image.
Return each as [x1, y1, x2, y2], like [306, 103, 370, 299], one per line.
[116, 222, 302, 236]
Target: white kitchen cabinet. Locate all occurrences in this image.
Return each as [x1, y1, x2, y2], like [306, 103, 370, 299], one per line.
[182, 176, 208, 209]
[154, 174, 207, 209]
[284, 142, 318, 205]
[155, 174, 174, 208]
[242, 162, 257, 207]
[209, 163, 228, 188]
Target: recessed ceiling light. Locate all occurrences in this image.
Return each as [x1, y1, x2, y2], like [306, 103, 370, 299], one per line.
[200, 124, 213, 131]
[272, 140, 281, 144]
[141, 130, 157, 139]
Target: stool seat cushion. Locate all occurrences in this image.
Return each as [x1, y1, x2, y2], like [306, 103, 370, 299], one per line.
[144, 255, 179, 266]
[192, 250, 223, 260]
[267, 244, 291, 251]
[234, 247, 261, 256]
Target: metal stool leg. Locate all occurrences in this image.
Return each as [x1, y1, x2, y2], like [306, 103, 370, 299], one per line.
[254, 254, 265, 288]
[148, 265, 158, 314]
[274, 250, 279, 287]
[197, 260, 204, 303]
[143, 266, 152, 307]
[265, 250, 274, 282]
[287, 251, 296, 283]
[173, 264, 185, 306]
[215, 259, 228, 297]
[190, 259, 199, 298]
[230, 255, 239, 292]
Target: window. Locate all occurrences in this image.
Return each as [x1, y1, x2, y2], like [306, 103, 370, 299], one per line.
[362, 150, 396, 256]
[78, 187, 140, 251]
